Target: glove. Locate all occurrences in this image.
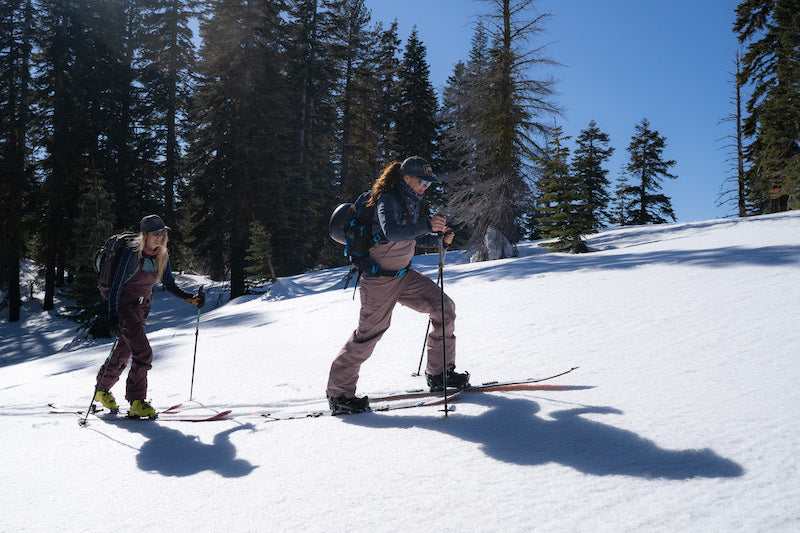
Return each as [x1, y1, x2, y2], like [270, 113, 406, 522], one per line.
[186, 292, 205, 309]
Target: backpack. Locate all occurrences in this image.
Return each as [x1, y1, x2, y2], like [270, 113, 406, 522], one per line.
[329, 191, 409, 280]
[329, 191, 380, 275]
[93, 233, 137, 300]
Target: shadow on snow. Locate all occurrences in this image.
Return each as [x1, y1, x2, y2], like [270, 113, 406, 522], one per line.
[343, 394, 745, 480]
[110, 420, 257, 478]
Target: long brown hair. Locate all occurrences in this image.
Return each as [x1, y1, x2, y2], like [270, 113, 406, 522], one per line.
[137, 231, 169, 282]
[366, 161, 404, 206]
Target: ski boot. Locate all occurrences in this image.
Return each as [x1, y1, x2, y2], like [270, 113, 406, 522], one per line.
[94, 390, 119, 414]
[128, 399, 158, 419]
[327, 394, 370, 415]
[425, 368, 471, 392]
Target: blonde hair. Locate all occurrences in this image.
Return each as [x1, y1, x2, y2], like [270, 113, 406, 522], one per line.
[367, 162, 404, 206]
[137, 231, 169, 281]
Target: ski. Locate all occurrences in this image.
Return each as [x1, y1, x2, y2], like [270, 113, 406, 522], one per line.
[156, 410, 233, 422]
[369, 366, 579, 402]
[256, 393, 458, 422]
[48, 402, 183, 415]
[161, 403, 184, 414]
[46, 368, 577, 423]
[49, 403, 112, 417]
[162, 368, 577, 421]
[47, 402, 232, 422]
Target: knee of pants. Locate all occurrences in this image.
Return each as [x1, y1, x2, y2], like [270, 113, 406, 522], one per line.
[120, 318, 145, 340]
[448, 294, 456, 314]
[441, 294, 456, 321]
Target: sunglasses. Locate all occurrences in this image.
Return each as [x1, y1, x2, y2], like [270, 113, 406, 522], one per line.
[151, 229, 167, 237]
[419, 178, 432, 188]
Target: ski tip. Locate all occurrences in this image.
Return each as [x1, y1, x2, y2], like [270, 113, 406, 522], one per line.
[162, 403, 182, 413]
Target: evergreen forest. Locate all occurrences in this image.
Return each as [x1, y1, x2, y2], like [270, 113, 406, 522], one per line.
[1, 0, 798, 332]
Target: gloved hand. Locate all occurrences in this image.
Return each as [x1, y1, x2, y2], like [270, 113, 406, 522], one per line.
[110, 316, 121, 337]
[186, 292, 205, 309]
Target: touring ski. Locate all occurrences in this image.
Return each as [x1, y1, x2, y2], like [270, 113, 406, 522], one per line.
[257, 392, 458, 422]
[156, 410, 233, 422]
[168, 368, 578, 421]
[370, 366, 579, 402]
[48, 403, 231, 422]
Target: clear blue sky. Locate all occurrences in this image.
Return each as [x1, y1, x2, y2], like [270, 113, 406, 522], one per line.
[366, 0, 743, 222]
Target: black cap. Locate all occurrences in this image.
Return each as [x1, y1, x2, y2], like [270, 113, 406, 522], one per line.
[140, 214, 169, 233]
[400, 156, 438, 183]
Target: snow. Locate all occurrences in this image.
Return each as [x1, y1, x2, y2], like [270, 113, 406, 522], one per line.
[1, 212, 799, 532]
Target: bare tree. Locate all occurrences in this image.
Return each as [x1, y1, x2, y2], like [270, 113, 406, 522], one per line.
[716, 51, 748, 218]
[443, 0, 559, 260]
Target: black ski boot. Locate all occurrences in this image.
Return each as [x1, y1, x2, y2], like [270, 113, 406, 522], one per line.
[327, 394, 371, 415]
[426, 368, 471, 392]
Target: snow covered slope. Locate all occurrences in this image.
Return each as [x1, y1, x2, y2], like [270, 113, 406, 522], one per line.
[1, 212, 798, 531]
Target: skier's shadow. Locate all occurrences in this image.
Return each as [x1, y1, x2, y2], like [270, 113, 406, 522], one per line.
[114, 420, 257, 478]
[345, 394, 745, 479]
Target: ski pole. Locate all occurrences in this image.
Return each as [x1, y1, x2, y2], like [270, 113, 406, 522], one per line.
[80, 335, 119, 427]
[437, 234, 450, 417]
[413, 320, 431, 377]
[189, 285, 204, 401]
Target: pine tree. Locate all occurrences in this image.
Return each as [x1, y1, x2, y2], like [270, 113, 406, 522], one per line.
[536, 125, 592, 253]
[325, 0, 381, 201]
[60, 174, 116, 337]
[245, 221, 276, 286]
[281, 0, 342, 270]
[34, 0, 146, 313]
[138, 0, 199, 224]
[571, 120, 613, 229]
[610, 171, 633, 226]
[623, 119, 678, 225]
[186, 0, 291, 298]
[393, 27, 441, 218]
[374, 20, 401, 167]
[287, 0, 339, 178]
[393, 28, 438, 159]
[37, 0, 96, 310]
[0, 0, 34, 322]
[99, 0, 163, 225]
[734, 0, 800, 211]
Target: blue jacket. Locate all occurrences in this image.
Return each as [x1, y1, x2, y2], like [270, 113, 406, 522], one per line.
[373, 190, 439, 248]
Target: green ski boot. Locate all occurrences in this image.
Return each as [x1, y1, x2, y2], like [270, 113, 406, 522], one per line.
[94, 390, 119, 414]
[128, 399, 158, 419]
